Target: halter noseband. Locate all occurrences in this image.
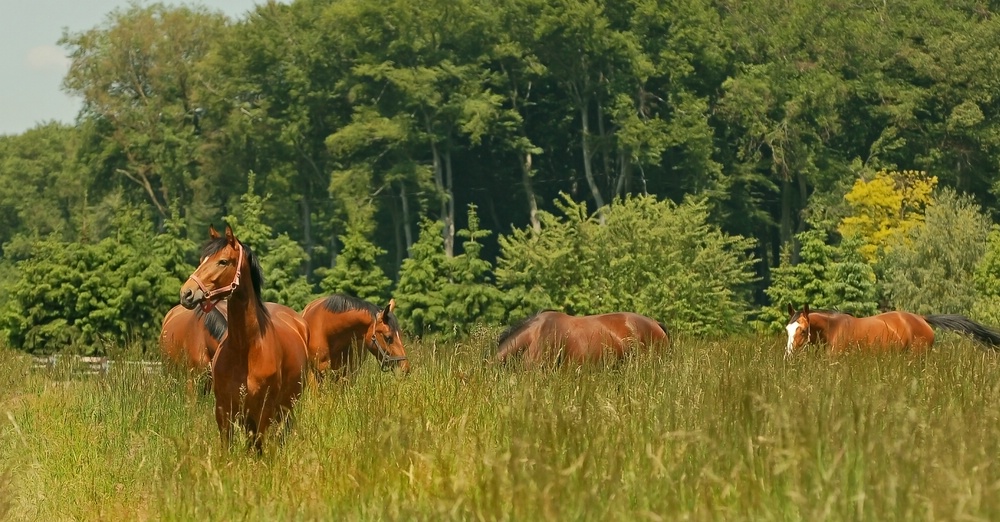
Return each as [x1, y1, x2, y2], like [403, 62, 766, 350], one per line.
[369, 329, 407, 372]
[189, 243, 245, 303]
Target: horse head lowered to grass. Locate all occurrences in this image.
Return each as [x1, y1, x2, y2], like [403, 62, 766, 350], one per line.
[179, 225, 308, 452]
[495, 310, 671, 367]
[784, 304, 1000, 357]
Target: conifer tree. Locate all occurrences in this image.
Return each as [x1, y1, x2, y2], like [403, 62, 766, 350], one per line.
[318, 219, 392, 304]
[394, 218, 448, 337]
[440, 204, 505, 339]
[759, 229, 838, 330]
[825, 234, 879, 317]
[224, 172, 313, 310]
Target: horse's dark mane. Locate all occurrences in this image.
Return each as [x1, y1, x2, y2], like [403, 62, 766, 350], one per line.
[787, 308, 854, 324]
[200, 307, 228, 341]
[321, 293, 401, 333]
[497, 309, 558, 350]
[201, 237, 271, 333]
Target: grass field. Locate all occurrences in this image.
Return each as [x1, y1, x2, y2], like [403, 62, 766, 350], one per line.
[2, 329, 1000, 521]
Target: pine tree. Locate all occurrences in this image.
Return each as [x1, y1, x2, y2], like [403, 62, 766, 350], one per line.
[440, 204, 506, 339]
[318, 219, 392, 303]
[394, 218, 448, 337]
[825, 234, 879, 317]
[759, 229, 838, 330]
[224, 171, 313, 309]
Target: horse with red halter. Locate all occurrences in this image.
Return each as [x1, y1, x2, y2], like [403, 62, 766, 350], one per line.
[179, 225, 309, 452]
[158, 303, 226, 393]
[301, 294, 410, 378]
[784, 304, 1000, 358]
[159, 301, 309, 394]
[495, 310, 671, 367]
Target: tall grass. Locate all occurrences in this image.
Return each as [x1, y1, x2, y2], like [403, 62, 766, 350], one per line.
[2, 330, 1000, 520]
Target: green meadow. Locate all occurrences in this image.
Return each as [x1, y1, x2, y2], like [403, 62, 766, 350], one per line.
[2, 331, 1000, 521]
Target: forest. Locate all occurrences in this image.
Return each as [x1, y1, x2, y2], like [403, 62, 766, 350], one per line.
[2, 0, 1000, 353]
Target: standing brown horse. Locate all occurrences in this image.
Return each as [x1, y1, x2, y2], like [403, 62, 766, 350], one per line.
[301, 294, 410, 377]
[179, 225, 309, 452]
[158, 301, 309, 394]
[784, 304, 1000, 357]
[496, 310, 671, 367]
[159, 303, 227, 392]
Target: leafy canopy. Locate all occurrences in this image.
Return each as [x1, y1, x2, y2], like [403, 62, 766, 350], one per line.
[497, 194, 758, 336]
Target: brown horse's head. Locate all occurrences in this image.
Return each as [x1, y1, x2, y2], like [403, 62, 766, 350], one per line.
[784, 304, 812, 358]
[366, 299, 410, 374]
[180, 225, 247, 313]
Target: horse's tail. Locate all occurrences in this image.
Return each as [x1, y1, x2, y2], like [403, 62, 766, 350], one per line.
[657, 321, 672, 345]
[923, 314, 1000, 349]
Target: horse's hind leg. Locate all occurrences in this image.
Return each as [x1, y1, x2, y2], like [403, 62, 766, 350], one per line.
[215, 405, 233, 449]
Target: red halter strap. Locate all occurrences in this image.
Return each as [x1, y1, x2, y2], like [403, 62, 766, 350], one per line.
[189, 242, 244, 302]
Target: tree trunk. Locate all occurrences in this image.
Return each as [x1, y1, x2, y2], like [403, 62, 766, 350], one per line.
[521, 151, 541, 233]
[780, 177, 794, 262]
[597, 99, 612, 192]
[299, 190, 312, 277]
[390, 187, 404, 281]
[400, 182, 413, 251]
[443, 148, 456, 258]
[579, 103, 606, 223]
[615, 155, 632, 198]
[796, 173, 808, 235]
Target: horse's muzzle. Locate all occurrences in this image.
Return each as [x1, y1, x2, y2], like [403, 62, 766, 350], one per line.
[179, 287, 205, 310]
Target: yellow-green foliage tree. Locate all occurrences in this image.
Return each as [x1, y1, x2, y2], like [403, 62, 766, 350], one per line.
[837, 170, 937, 262]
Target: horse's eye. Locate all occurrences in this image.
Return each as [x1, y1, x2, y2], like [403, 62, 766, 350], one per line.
[384, 335, 393, 344]
[217, 259, 229, 266]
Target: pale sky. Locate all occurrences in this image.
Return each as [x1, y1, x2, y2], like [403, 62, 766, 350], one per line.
[0, 0, 271, 136]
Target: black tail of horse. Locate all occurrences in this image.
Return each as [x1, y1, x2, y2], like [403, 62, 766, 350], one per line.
[657, 321, 671, 344]
[923, 314, 1000, 349]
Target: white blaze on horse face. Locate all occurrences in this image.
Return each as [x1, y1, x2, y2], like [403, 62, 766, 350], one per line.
[785, 322, 800, 357]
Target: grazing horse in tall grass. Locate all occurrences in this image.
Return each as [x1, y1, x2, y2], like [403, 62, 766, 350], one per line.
[158, 303, 226, 392]
[784, 304, 1000, 358]
[301, 294, 409, 378]
[496, 310, 671, 367]
[179, 225, 308, 452]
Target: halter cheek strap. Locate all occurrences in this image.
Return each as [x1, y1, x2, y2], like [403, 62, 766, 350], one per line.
[369, 330, 407, 372]
[189, 243, 245, 302]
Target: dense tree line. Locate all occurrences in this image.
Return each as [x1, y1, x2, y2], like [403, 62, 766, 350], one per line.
[2, 0, 1000, 352]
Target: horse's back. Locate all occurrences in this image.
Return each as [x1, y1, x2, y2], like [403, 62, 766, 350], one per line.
[549, 312, 666, 363]
[267, 302, 309, 344]
[264, 303, 310, 373]
[593, 312, 669, 346]
[835, 311, 934, 353]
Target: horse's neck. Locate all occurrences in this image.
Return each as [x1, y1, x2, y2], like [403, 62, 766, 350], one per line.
[341, 310, 374, 333]
[809, 314, 838, 342]
[224, 276, 263, 352]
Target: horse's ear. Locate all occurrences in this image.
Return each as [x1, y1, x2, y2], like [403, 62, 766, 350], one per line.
[388, 298, 396, 313]
[786, 304, 795, 316]
[803, 304, 810, 315]
[381, 301, 392, 320]
[224, 225, 237, 245]
[209, 225, 221, 239]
